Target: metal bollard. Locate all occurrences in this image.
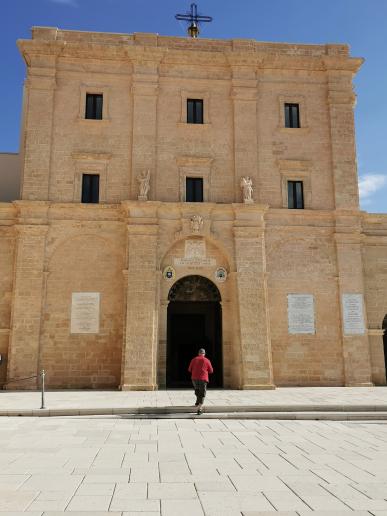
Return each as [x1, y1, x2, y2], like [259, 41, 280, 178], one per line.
[40, 369, 46, 409]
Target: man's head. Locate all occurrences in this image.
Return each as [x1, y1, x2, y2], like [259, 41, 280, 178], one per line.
[198, 348, 206, 356]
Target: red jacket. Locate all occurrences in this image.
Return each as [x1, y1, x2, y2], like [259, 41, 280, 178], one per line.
[188, 355, 214, 382]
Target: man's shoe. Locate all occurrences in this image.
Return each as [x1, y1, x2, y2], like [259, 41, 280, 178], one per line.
[197, 408, 203, 415]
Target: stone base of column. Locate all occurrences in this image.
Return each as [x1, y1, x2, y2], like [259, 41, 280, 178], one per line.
[345, 382, 374, 387]
[240, 383, 276, 390]
[120, 384, 158, 391]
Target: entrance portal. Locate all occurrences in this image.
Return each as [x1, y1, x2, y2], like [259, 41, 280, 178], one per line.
[166, 276, 223, 388]
[383, 315, 387, 380]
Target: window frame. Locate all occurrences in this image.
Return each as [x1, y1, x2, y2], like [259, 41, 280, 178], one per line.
[284, 103, 300, 129]
[187, 99, 204, 124]
[278, 95, 308, 130]
[78, 85, 110, 122]
[186, 177, 204, 202]
[85, 93, 103, 120]
[72, 152, 111, 203]
[81, 173, 100, 203]
[287, 180, 304, 209]
[180, 90, 210, 125]
[278, 159, 312, 210]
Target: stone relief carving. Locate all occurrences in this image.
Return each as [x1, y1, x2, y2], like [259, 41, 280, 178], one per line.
[190, 214, 204, 233]
[137, 169, 150, 201]
[240, 176, 254, 204]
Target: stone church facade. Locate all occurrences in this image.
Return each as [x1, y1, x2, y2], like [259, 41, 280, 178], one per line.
[0, 27, 386, 390]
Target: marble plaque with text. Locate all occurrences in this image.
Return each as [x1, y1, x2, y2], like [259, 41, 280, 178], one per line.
[174, 239, 216, 267]
[70, 292, 100, 334]
[288, 294, 315, 334]
[342, 294, 365, 335]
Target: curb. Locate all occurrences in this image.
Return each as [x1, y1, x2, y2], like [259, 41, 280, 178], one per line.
[2, 405, 387, 420]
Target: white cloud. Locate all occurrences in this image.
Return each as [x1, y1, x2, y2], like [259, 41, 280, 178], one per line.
[359, 173, 387, 200]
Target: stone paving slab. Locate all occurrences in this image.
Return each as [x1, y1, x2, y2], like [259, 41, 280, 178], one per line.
[1, 387, 387, 411]
[2, 387, 387, 418]
[1, 417, 387, 514]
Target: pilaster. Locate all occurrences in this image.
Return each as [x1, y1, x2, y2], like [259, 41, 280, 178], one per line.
[20, 53, 58, 201]
[229, 60, 259, 203]
[121, 202, 160, 390]
[233, 204, 274, 389]
[130, 57, 161, 200]
[326, 64, 362, 210]
[7, 202, 49, 388]
[335, 212, 373, 386]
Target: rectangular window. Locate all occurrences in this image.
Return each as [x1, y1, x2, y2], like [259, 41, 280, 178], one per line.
[284, 103, 300, 128]
[288, 180, 304, 209]
[81, 174, 100, 203]
[187, 99, 203, 124]
[186, 177, 203, 202]
[85, 93, 103, 120]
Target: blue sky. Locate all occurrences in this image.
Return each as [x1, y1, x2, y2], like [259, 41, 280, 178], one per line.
[1, 0, 386, 213]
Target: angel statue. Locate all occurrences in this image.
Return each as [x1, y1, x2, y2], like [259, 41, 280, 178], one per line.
[240, 176, 254, 204]
[137, 169, 150, 201]
[190, 214, 204, 233]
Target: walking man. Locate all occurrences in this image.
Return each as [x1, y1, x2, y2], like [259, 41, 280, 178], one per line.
[188, 348, 213, 415]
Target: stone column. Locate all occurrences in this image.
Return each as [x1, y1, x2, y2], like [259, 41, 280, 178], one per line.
[7, 202, 49, 388]
[18, 46, 58, 201]
[335, 217, 373, 386]
[233, 204, 274, 389]
[130, 54, 161, 200]
[121, 202, 159, 390]
[229, 56, 259, 202]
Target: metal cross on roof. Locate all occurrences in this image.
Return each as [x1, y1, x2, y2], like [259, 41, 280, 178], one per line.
[175, 3, 213, 38]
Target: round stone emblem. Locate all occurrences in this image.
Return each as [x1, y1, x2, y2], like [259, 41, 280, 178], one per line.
[215, 267, 227, 282]
[163, 266, 176, 281]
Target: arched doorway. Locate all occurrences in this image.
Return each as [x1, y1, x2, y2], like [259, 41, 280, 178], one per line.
[166, 275, 223, 388]
[383, 315, 387, 379]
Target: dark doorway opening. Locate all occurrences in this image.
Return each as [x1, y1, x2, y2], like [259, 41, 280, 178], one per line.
[166, 276, 223, 388]
[383, 315, 387, 379]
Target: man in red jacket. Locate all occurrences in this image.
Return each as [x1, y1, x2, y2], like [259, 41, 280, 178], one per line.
[188, 348, 214, 415]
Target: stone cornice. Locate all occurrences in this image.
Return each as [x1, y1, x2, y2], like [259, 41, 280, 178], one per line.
[18, 28, 360, 76]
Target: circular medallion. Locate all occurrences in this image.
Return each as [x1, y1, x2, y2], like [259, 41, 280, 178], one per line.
[215, 267, 227, 283]
[163, 266, 176, 281]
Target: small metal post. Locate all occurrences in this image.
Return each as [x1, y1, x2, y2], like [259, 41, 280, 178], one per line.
[40, 369, 46, 409]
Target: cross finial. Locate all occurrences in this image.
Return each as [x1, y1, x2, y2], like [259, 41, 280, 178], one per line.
[175, 3, 213, 38]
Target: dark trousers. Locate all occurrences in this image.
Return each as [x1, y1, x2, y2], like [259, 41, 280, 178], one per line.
[192, 379, 207, 404]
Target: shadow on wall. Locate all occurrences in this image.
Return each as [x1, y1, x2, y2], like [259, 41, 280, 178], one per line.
[0, 153, 21, 202]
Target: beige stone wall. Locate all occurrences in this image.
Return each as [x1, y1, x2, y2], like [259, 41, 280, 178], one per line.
[0, 204, 16, 387]
[0, 153, 21, 202]
[1, 27, 383, 390]
[18, 29, 361, 211]
[362, 213, 387, 385]
[266, 210, 344, 385]
[40, 206, 125, 388]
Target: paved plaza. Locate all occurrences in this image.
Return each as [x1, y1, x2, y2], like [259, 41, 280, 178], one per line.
[1, 388, 387, 515]
[2, 387, 387, 414]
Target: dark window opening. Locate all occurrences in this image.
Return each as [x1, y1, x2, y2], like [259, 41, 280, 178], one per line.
[288, 180, 304, 209]
[81, 174, 100, 203]
[186, 177, 203, 202]
[383, 315, 387, 381]
[85, 93, 103, 120]
[187, 99, 203, 124]
[285, 103, 300, 128]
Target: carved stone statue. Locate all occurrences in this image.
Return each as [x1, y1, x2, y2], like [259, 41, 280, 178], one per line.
[240, 176, 254, 204]
[137, 169, 150, 201]
[190, 214, 204, 233]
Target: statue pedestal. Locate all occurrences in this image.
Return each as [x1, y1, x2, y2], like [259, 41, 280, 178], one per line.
[243, 199, 254, 204]
[137, 195, 148, 202]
